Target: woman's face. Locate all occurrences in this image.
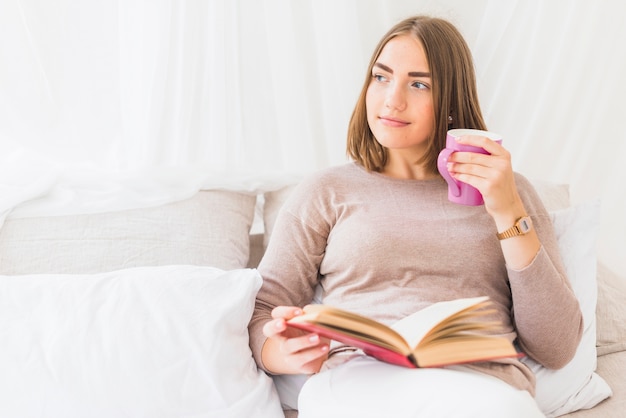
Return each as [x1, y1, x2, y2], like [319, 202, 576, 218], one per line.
[366, 35, 435, 156]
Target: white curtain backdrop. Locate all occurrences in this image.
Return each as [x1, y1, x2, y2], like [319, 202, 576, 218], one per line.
[1, 0, 624, 274]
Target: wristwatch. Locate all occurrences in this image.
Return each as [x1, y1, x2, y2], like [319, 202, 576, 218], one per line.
[496, 216, 533, 240]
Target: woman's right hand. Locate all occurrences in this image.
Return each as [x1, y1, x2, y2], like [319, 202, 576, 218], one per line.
[261, 306, 330, 375]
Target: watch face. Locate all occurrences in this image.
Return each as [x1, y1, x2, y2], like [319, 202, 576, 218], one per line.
[519, 217, 532, 233]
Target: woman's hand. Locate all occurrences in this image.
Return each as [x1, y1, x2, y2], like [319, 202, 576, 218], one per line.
[446, 134, 541, 269]
[445, 134, 524, 219]
[261, 306, 330, 375]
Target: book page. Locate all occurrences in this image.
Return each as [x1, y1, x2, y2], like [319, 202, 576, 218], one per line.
[294, 304, 409, 350]
[390, 296, 489, 349]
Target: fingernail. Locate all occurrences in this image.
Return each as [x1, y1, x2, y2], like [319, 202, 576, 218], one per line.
[293, 309, 302, 315]
[309, 335, 319, 343]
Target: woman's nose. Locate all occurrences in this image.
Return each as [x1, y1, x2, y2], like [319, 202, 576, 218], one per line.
[384, 82, 407, 111]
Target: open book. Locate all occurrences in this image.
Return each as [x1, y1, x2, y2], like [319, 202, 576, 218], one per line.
[287, 296, 522, 368]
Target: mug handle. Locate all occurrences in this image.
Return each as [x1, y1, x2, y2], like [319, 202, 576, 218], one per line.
[437, 148, 461, 197]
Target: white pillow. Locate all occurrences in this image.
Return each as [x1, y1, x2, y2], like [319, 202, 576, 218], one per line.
[522, 199, 612, 416]
[0, 265, 283, 418]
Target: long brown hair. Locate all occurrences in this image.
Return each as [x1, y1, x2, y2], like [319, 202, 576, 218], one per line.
[346, 15, 487, 174]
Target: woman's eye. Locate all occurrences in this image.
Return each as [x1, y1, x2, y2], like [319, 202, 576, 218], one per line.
[412, 81, 429, 89]
[373, 74, 387, 83]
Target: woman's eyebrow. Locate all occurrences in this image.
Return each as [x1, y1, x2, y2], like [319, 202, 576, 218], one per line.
[373, 62, 430, 78]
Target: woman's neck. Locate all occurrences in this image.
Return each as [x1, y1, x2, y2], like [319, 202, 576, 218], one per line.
[381, 153, 438, 180]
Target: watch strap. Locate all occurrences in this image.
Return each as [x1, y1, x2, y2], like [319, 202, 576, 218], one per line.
[496, 216, 532, 240]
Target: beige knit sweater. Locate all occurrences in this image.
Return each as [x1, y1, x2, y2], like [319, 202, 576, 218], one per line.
[249, 163, 583, 394]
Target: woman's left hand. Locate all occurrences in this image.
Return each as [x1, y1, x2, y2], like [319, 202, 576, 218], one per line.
[445, 134, 524, 220]
[446, 134, 542, 269]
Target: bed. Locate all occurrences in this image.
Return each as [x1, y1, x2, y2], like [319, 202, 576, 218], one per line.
[0, 179, 623, 417]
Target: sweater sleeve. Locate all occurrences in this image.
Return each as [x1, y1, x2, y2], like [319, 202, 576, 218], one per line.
[507, 174, 583, 369]
[248, 175, 333, 372]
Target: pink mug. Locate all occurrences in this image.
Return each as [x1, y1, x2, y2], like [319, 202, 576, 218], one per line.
[437, 129, 503, 206]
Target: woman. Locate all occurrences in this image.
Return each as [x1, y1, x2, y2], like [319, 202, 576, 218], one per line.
[248, 15, 582, 416]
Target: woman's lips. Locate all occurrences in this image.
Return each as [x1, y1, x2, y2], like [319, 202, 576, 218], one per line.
[379, 116, 409, 127]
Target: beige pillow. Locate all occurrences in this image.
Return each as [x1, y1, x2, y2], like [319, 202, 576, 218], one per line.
[263, 184, 297, 249]
[531, 179, 570, 212]
[595, 262, 626, 356]
[0, 190, 256, 274]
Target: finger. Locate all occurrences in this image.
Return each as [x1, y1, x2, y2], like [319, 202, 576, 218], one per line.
[447, 148, 511, 176]
[264, 306, 307, 338]
[447, 150, 492, 167]
[447, 162, 490, 182]
[456, 134, 504, 155]
[281, 333, 325, 355]
[271, 306, 303, 320]
[295, 345, 331, 374]
[450, 171, 491, 191]
[450, 157, 509, 185]
[280, 334, 330, 374]
[263, 317, 288, 338]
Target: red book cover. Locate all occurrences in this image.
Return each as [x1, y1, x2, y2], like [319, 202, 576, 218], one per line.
[286, 321, 416, 368]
